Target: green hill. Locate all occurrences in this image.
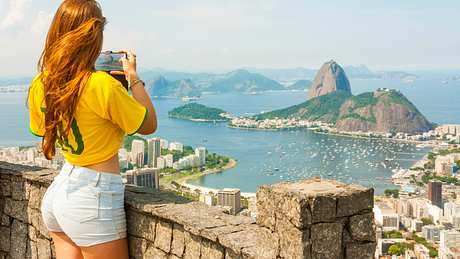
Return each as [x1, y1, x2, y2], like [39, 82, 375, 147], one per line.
[254, 91, 352, 123]
[169, 103, 229, 121]
[207, 69, 284, 93]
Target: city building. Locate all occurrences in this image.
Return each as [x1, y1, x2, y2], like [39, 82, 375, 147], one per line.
[435, 155, 460, 176]
[376, 238, 405, 256]
[131, 139, 145, 165]
[409, 198, 430, 219]
[422, 225, 443, 242]
[411, 219, 423, 232]
[147, 138, 161, 168]
[125, 168, 160, 189]
[414, 243, 431, 259]
[195, 147, 207, 166]
[428, 181, 443, 208]
[427, 203, 443, 224]
[217, 188, 241, 215]
[436, 124, 460, 137]
[374, 202, 399, 231]
[169, 142, 184, 152]
[162, 154, 174, 168]
[439, 230, 460, 259]
[444, 202, 460, 223]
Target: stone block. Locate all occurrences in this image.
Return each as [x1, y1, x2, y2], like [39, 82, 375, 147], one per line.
[10, 219, 28, 259]
[4, 198, 28, 222]
[0, 179, 11, 197]
[201, 239, 224, 259]
[0, 226, 10, 252]
[29, 207, 49, 239]
[349, 213, 375, 242]
[11, 180, 26, 201]
[183, 231, 201, 259]
[28, 184, 44, 210]
[0, 213, 10, 226]
[26, 240, 38, 259]
[345, 242, 376, 259]
[144, 246, 168, 259]
[28, 225, 37, 242]
[126, 210, 156, 242]
[37, 238, 52, 259]
[128, 236, 148, 259]
[154, 221, 172, 253]
[276, 217, 309, 259]
[257, 179, 373, 230]
[171, 224, 185, 257]
[336, 185, 373, 217]
[311, 222, 342, 259]
[225, 249, 243, 259]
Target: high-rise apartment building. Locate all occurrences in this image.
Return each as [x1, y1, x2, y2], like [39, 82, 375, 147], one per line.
[217, 188, 241, 215]
[428, 181, 443, 208]
[125, 168, 160, 189]
[147, 138, 161, 168]
[131, 139, 145, 166]
[195, 147, 207, 166]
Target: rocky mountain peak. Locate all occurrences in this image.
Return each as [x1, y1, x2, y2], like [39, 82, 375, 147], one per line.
[307, 60, 351, 99]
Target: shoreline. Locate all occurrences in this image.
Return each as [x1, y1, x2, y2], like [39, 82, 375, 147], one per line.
[172, 158, 260, 197]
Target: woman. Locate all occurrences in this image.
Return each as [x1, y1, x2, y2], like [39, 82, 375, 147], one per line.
[27, 0, 157, 258]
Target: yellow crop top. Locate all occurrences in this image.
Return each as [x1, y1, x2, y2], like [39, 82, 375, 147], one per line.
[28, 71, 148, 166]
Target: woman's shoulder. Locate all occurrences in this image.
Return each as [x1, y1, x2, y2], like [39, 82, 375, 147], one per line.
[29, 73, 44, 92]
[88, 71, 124, 91]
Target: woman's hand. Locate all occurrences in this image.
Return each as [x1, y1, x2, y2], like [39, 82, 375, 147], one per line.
[110, 50, 138, 83]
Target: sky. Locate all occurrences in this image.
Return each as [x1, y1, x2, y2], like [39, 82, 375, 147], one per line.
[0, 0, 459, 77]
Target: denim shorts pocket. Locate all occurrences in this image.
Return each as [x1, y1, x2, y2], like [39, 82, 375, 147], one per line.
[63, 178, 100, 223]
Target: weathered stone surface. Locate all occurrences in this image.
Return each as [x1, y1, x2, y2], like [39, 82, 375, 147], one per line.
[37, 238, 51, 259]
[309, 195, 336, 223]
[126, 210, 156, 242]
[28, 225, 37, 242]
[226, 249, 243, 259]
[171, 224, 186, 257]
[28, 207, 49, 239]
[4, 198, 28, 222]
[311, 223, 342, 259]
[0, 179, 11, 197]
[10, 219, 28, 259]
[0, 226, 10, 252]
[11, 180, 26, 201]
[26, 241, 38, 259]
[154, 221, 172, 253]
[128, 236, 148, 258]
[0, 213, 10, 226]
[345, 242, 376, 259]
[183, 231, 201, 259]
[144, 245, 168, 259]
[276, 217, 308, 259]
[28, 184, 44, 210]
[336, 185, 373, 217]
[349, 213, 375, 242]
[201, 239, 224, 259]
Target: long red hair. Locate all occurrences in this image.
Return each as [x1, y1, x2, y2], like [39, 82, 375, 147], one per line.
[32, 0, 105, 160]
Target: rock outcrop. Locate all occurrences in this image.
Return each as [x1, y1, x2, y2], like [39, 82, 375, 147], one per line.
[335, 89, 433, 134]
[307, 60, 351, 99]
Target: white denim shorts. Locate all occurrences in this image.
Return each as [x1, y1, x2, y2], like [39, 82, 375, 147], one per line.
[41, 161, 127, 247]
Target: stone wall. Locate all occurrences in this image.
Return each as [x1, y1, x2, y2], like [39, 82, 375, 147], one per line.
[0, 161, 376, 259]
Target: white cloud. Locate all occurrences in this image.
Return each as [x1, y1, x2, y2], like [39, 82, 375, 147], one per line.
[30, 10, 52, 34]
[0, 0, 31, 30]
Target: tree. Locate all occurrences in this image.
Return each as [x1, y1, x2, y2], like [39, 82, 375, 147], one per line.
[421, 217, 433, 226]
[388, 244, 402, 256]
[384, 189, 399, 198]
[429, 249, 438, 258]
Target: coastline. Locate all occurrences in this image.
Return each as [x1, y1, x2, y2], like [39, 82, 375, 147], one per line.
[173, 158, 257, 198]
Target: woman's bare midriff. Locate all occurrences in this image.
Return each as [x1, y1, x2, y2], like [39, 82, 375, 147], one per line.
[85, 153, 120, 175]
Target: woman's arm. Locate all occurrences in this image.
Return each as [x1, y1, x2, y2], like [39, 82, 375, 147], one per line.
[113, 51, 157, 135]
